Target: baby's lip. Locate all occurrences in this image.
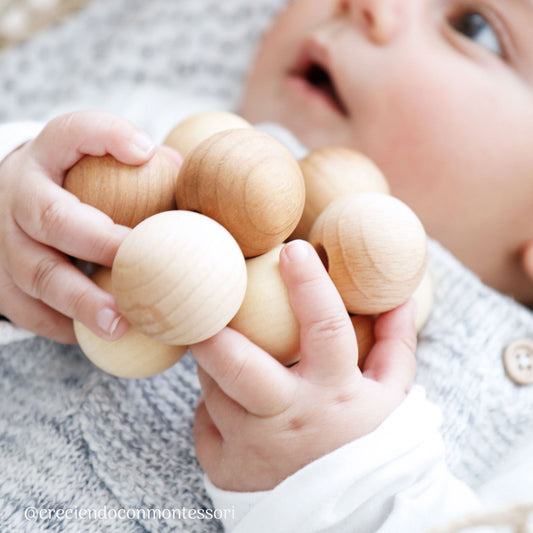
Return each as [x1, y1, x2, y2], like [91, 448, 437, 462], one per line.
[289, 38, 349, 117]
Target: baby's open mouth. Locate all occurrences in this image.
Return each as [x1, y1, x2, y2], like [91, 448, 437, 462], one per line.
[292, 56, 349, 117]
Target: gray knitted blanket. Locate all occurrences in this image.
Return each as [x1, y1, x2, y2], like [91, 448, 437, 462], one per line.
[0, 341, 210, 532]
[0, 0, 287, 123]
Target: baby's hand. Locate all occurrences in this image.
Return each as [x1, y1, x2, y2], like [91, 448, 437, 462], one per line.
[0, 111, 156, 343]
[192, 240, 417, 492]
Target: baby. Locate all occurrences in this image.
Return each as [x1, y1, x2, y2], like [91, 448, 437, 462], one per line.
[1, 0, 532, 531]
[241, 0, 533, 302]
[189, 1, 533, 530]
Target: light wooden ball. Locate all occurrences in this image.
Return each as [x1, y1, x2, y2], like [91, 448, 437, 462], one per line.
[64, 149, 179, 228]
[292, 147, 390, 240]
[412, 269, 434, 332]
[229, 244, 300, 366]
[309, 194, 427, 315]
[176, 128, 305, 257]
[112, 210, 247, 345]
[74, 268, 187, 379]
[164, 111, 252, 159]
[349, 314, 376, 369]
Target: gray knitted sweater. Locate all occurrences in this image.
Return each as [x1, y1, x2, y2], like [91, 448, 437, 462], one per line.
[1, 0, 532, 531]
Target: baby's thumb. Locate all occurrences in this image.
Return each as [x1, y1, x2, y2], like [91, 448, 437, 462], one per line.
[279, 240, 360, 385]
[32, 111, 156, 181]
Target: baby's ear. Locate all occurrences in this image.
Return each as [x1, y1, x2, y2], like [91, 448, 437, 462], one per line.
[520, 241, 533, 282]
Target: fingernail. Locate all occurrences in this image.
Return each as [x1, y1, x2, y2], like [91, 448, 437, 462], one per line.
[131, 132, 156, 157]
[97, 308, 123, 336]
[284, 240, 309, 262]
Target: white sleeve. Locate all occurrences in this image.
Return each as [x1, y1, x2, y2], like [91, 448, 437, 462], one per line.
[206, 386, 482, 533]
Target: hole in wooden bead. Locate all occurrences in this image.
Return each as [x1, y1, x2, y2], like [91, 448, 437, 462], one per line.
[314, 243, 329, 272]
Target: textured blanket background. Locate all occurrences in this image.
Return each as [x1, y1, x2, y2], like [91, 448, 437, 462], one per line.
[0, 0, 287, 123]
[0, 0, 89, 50]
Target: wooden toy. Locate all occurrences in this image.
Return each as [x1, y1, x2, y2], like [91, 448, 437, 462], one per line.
[164, 110, 252, 159]
[176, 128, 305, 257]
[412, 269, 434, 332]
[64, 148, 179, 227]
[309, 194, 427, 315]
[111, 210, 247, 345]
[73, 268, 187, 379]
[350, 314, 375, 369]
[229, 244, 300, 366]
[292, 147, 390, 240]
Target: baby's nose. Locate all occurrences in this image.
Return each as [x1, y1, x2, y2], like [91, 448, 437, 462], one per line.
[338, 0, 405, 45]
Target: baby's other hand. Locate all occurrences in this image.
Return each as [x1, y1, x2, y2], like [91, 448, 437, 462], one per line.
[0, 111, 156, 343]
[192, 240, 417, 492]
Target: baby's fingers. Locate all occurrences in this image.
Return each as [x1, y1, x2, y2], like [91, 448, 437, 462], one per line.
[6, 233, 128, 341]
[193, 399, 223, 479]
[31, 111, 155, 180]
[197, 366, 248, 439]
[279, 240, 359, 385]
[0, 279, 76, 343]
[14, 179, 129, 266]
[362, 300, 417, 392]
[191, 327, 296, 417]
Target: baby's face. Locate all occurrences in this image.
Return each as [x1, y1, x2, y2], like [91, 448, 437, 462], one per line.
[241, 0, 533, 302]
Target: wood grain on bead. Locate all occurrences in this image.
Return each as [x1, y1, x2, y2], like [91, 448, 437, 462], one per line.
[350, 314, 375, 369]
[292, 147, 390, 240]
[412, 268, 434, 332]
[73, 268, 187, 379]
[309, 194, 427, 314]
[163, 111, 251, 159]
[230, 244, 300, 366]
[64, 149, 179, 227]
[111, 210, 247, 346]
[176, 128, 305, 257]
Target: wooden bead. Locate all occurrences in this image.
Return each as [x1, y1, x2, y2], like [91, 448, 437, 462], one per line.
[412, 268, 434, 332]
[111, 210, 247, 345]
[291, 147, 390, 240]
[73, 268, 187, 379]
[64, 149, 179, 227]
[350, 271, 433, 371]
[164, 111, 251, 159]
[350, 314, 376, 369]
[309, 194, 427, 314]
[176, 128, 305, 257]
[230, 244, 300, 366]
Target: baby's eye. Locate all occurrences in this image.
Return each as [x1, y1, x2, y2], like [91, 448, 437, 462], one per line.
[450, 11, 503, 56]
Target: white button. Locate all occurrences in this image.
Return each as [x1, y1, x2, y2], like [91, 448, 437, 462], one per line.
[503, 339, 533, 386]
